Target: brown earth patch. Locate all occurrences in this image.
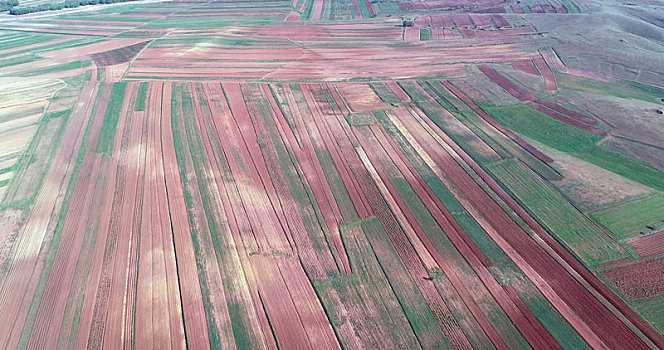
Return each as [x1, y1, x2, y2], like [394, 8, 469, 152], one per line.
[90, 40, 151, 67]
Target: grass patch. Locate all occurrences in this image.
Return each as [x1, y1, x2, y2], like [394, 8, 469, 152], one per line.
[0, 54, 40, 69]
[484, 103, 664, 191]
[96, 82, 127, 154]
[0, 34, 52, 53]
[17, 60, 91, 77]
[590, 193, 664, 239]
[632, 294, 664, 334]
[141, 16, 279, 29]
[489, 159, 627, 266]
[420, 27, 431, 40]
[134, 82, 148, 112]
[556, 73, 664, 103]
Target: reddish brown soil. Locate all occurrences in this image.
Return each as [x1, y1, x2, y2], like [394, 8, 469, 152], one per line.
[627, 231, 664, 259]
[442, 79, 554, 163]
[513, 59, 541, 76]
[90, 41, 151, 67]
[605, 258, 664, 300]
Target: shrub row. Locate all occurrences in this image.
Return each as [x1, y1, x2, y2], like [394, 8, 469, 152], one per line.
[0, 0, 18, 11]
[10, 0, 136, 15]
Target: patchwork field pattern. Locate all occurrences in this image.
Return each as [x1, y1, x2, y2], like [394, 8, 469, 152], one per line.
[1, 0, 664, 348]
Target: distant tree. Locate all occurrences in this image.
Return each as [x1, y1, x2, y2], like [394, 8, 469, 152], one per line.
[10, 0, 137, 15]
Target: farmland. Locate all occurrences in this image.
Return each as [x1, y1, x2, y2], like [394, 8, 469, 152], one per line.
[1, 0, 664, 348]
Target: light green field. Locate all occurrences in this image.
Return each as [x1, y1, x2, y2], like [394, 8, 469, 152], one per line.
[591, 193, 664, 239]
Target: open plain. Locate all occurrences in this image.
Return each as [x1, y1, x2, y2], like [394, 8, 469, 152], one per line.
[1, 0, 664, 348]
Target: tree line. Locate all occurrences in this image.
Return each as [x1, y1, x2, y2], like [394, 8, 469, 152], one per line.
[9, 0, 136, 15]
[0, 0, 18, 11]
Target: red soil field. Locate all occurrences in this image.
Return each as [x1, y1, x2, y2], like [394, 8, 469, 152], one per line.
[385, 81, 411, 102]
[451, 14, 474, 28]
[336, 83, 388, 112]
[285, 11, 300, 21]
[3, 2, 664, 348]
[431, 28, 462, 39]
[491, 14, 510, 27]
[404, 27, 420, 42]
[90, 40, 151, 66]
[394, 102, 659, 349]
[469, 14, 493, 27]
[627, 230, 664, 259]
[479, 64, 604, 134]
[0, 82, 98, 349]
[513, 59, 541, 76]
[442, 79, 554, 163]
[605, 258, 664, 300]
[533, 54, 558, 91]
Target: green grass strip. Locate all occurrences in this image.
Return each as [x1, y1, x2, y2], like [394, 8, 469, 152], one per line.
[483, 103, 664, 191]
[134, 82, 148, 112]
[489, 159, 627, 266]
[590, 193, 664, 239]
[96, 83, 127, 154]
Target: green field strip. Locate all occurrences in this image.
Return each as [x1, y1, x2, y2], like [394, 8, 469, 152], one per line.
[96, 67, 105, 82]
[397, 81, 502, 165]
[315, 218, 422, 348]
[374, 112, 591, 349]
[178, 83, 265, 348]
[556, 73, 664, 104]
[374, 1, 399, 15]
[484, 103, 664, 191]
[172, 83, 226, 349]
[301, 0, 315, 21]
[171, 83, 239, 346]
[632, 294, 664, 334]
[369, 82, 401, 105]
[358, 0, 370, 18]
[96, 82, 126, 154]
[13, 60, 92, 77]
[590, 193, 664, 240]
[134, 82, 148, 112]
[17, 82, 101, 349]
[0, 34, 53, 52]
[359, 217, 451, 349]
[420, 28, 432, 41]
[1, 83, 81, 208]
[139, 15, 282, 29]
[150, 35, 256, 47]
[0, 54, 41, 69]
[54, 15, 159, 22]
[488, 158, 627, 266]
[369, 114, 533, 349]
